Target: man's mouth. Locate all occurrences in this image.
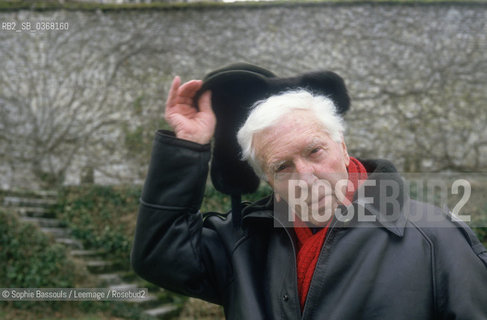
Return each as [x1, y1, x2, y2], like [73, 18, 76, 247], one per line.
[307, 192, 334, 206]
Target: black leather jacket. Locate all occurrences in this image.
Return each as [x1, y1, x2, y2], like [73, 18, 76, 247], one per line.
[131, 131, 487, 320]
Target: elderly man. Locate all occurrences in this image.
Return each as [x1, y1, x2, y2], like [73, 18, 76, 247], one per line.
[131, 70, 487, 319]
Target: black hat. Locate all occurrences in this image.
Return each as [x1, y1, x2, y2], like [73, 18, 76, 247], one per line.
[196, 63, 350, 197]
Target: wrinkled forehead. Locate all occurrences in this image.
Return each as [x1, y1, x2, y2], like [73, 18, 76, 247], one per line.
[253, 111, 333, 162]
[253, 109, 329, 145]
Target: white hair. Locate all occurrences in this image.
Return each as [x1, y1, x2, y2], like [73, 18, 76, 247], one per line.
[236, 89, 345, 180]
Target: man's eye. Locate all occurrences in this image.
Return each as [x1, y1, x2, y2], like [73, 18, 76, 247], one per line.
[276, 164, 289, 172]
[310, 147, 322, 154]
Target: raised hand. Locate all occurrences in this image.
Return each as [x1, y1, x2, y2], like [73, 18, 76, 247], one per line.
[164, 76, 216, 145]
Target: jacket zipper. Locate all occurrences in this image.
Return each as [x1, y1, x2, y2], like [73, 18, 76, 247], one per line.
[300, 218, 340, 320]
[272, 215, 302, 319]
[243, 209, 333, 319]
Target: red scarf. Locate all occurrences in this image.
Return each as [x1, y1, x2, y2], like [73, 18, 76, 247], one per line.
[293, 157, 368, 310]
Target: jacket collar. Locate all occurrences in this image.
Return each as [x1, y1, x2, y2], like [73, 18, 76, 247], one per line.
[241, 159, 409, 237]
[356, 159, 408, 237]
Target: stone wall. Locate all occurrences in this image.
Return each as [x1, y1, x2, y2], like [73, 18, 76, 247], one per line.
[1, 2, 486, 187]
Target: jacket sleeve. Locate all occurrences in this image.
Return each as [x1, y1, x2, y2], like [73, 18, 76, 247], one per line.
[130, 130, 232, 305]
[433, 216, 487, 319]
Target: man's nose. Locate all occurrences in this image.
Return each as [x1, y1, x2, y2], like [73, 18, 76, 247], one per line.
[295, 159, 314, 174]
[294, 160, 317, 184]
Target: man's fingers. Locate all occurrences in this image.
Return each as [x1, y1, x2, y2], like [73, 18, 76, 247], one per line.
[198, 91, 213, 114]
[166, 76, 181, 109]
[178, 80, 203, 99]
[175, 97, 195, 106]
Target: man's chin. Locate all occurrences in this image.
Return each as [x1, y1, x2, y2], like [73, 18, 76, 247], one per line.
[308, 214, 334, 227]
[295, 208, 334, 227]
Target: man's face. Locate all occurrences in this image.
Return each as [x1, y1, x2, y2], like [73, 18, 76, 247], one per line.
[253, 110, 350, 227]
